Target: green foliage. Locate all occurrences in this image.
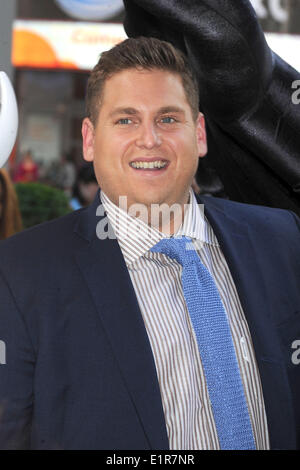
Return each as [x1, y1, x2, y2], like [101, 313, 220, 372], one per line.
[15, 182, 71, 229]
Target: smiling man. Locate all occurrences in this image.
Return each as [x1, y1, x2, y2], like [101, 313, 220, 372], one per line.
[0, 37, 299, 450]
[82, 40, 207, 234]
[82, 66, 206, 209]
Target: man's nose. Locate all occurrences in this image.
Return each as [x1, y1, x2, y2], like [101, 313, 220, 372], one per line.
[135, 121, 162, 149]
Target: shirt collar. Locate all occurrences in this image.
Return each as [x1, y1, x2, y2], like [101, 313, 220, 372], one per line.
[100, 189, 217, 266]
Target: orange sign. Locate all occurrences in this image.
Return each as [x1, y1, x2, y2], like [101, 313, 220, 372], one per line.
[12, 20, 127, 70]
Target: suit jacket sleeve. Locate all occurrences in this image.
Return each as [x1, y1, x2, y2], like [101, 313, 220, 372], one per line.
[0, 267, 35, 449]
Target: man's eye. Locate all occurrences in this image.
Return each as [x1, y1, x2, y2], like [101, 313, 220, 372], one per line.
[160, 116, 176, 124]
[117, 118, 132, 125]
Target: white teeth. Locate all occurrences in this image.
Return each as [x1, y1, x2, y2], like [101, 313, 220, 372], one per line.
[130, 160, 167, 169]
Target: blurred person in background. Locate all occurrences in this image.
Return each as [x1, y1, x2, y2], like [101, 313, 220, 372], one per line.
[0, 169, 23, 240]
[70, 163, 99, 210]
[53, 153, 77, 197]
[13, 150, 39, 183]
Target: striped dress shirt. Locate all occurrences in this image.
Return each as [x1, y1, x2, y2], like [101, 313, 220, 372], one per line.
[100, 189, 270, 450]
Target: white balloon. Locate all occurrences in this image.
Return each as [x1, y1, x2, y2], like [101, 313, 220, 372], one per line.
[0, 72, 18, 168]
[55, 0, 124, 21]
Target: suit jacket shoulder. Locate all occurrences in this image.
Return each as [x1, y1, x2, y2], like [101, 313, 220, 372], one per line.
[199, 194, 300, 246]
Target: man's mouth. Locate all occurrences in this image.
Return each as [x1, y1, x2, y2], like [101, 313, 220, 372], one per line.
[129, 159, 168, 170]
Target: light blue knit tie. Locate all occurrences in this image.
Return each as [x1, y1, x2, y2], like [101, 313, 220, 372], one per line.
[151, 236, 256, 450]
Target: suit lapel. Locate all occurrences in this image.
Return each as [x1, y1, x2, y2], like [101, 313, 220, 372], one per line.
[199, 195, 297, 449]
[74, 195, 169, 450]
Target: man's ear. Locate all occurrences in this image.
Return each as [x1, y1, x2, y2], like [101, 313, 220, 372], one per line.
[196, 113, 207, 158]
[82, 117, 95, 162]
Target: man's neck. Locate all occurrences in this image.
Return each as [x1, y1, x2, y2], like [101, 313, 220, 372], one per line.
[127, 194, 191, 236]
[102, 190, 192, 237]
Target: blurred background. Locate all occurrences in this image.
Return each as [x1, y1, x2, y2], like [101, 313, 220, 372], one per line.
[0, 0, 300, 236]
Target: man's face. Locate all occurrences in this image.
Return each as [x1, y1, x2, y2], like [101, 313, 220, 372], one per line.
[82, 68, 207, 210]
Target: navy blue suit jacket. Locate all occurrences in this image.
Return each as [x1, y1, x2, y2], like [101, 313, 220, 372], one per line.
[0, 193, 299, 449]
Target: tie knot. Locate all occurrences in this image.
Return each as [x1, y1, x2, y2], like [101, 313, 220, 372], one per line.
[150, 236, 196, 266]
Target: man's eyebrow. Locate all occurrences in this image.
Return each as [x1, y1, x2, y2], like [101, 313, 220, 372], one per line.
[109, 106, 186, 118]
[109, 107, 139, 118]
[158, 106, 185, 115]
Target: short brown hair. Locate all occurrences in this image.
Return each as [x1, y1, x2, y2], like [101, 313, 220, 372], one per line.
[86, 36, 199, 125]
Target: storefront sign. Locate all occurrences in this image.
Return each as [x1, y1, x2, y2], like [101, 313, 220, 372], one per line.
[12, 20, 127, 70]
